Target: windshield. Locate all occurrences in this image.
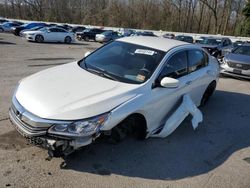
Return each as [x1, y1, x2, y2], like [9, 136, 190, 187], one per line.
[101, 30, 113, 35]
[39, 27, 48, 32]
[200, 38, 221, 45]
[30, 26, 41, 30]
[232, 46, 250, 56]
[79, 41, 165, 84]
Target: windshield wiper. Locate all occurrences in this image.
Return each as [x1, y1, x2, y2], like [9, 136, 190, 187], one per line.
[87, 68, 118, 81]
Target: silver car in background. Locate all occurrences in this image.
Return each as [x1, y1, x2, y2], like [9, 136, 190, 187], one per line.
[220, 44, 250, 79]
[95, 30, 120, 43]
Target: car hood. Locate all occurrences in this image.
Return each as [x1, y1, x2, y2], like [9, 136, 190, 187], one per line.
[225, 53, 250, 64]
[16, 62, 140, 120]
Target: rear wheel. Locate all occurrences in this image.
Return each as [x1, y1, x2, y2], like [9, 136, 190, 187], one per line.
[64, 36, 72, 44]
[200, 81, 216, 107]
[84, 36, 90, 42]
[35, 35, 44, 43]
[0, 28, 3, 32]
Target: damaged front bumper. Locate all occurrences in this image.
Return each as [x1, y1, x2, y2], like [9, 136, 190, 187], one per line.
[9, 97, 96, 157]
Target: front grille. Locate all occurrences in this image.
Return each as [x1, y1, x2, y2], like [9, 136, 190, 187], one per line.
[9, 108, 48, 137]
[227, 62, 250, 70]
[9, 98, 50, 137]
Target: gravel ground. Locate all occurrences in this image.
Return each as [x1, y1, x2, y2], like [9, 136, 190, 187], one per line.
[0, 33, 250, 188]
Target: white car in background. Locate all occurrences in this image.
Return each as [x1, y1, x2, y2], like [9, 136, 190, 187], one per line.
[23, 27, 75, 43]
[9, 37, 219, 157]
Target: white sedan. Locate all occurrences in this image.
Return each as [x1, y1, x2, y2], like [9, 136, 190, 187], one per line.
[23, 27, 75, 43]
[9, 37, 219, 157]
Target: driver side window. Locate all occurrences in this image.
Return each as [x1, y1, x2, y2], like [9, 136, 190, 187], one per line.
[158, 50, 188, 81]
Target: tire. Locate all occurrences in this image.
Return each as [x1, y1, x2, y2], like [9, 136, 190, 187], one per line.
[64, 36, 72, 44]
[35, 35, 44, 43]
[107, 115, 147, 144]
[0, 28, 3, 32]
[200, 81, 216, 107]
[84, 36, 90, 42]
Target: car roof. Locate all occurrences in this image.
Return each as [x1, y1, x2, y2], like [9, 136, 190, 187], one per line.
[117, 36, 190, 52]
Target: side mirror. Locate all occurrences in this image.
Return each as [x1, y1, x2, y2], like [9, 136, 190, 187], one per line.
[85, 51, 91, 57]
[160, 77, 179, 88]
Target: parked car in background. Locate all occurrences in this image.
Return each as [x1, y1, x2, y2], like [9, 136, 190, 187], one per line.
[195, 36, 207, 44]
[95, 30, 120, 43]
[9, 36, 219, 157]
[0, 18, 9, 24]
[163, 33, 175, 39]
[24, 27, 75, 44]
[56, 24, 73, 31]
[175, 35, 194, 43]
[220, 44, 250, 79]
[233, 40, 245, 48]
[71, 26, 86, 33]
[118, 28, 136, 36]
[11, 22, 48, 36]
[20, 26, 46, 37]
[197, 37, 233, 59]
[134, 31, 157, 37]
[0, 22, 23, 32]
[12, 21, 24, 25]
[77, 28, 104, 41]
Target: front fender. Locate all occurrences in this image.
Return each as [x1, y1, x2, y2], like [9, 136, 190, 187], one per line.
[101, 94, 148, 131]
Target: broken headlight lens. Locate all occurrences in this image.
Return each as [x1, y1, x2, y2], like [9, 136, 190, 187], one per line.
[48, 113, 110, 137]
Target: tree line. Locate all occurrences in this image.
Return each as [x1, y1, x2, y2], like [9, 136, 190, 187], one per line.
[0, 0, 250, 37]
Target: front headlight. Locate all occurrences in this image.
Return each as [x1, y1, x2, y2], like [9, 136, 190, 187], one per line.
[48, 113, 110, 137]
[221, 57, 228, 65]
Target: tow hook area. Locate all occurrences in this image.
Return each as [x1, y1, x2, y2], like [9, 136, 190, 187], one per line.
[46, 137, 93, 158]
[149, 94, 203, 138]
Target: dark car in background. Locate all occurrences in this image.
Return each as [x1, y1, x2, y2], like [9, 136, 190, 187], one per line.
[233, 40, 246, 48]
[0, 18, 9, 24]
[11, 22, 48, 36]
[71, 26, 86, 33]
[56, 24, 73, 31]
[175, 35, 194, 43]
[77, 28, 104, 41]
[197, 37, 233, 59]
[134, 31, 157, 37]
[220, 44, 250, 79]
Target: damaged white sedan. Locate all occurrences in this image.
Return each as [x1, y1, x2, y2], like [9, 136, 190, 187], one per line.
[9, 37, 219, 157]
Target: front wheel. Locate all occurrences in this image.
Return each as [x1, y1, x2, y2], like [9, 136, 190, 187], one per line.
[200, 81, 216, 107]
[35, 35, 44, 43]
[64, 36, 72, 44]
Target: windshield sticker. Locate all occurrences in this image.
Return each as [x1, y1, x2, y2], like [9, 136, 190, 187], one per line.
[135, 49, 155, 56]
[136, 74, 146, 82]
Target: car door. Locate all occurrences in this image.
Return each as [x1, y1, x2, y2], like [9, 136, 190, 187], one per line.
[185, 49, 210, 105]
[56, 28, 67, 42]
[44, 28, 56, 42]
[144, 50, 191, 132]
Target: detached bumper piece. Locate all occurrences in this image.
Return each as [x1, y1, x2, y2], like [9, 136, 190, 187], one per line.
[149, 94, 203, 138]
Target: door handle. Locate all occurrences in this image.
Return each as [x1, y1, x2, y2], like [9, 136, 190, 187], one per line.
[186, 81, 192, 85]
